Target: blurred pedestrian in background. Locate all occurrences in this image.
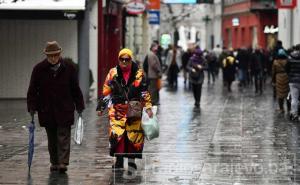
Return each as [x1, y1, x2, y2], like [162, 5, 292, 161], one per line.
[27, 41, 85, 173]
[272, 49, 290, 114]
[143, 44, 162, 105]
[166, 45, 180, 88]
[188, 48, 206, 111]
[181, 47, 193, 86]
[286, 44, 300, 121]
[205, 51, 217, 84]
[97, 48, 153, 171]
[250, 46, 266, 94]
[222, 49, 237, 92]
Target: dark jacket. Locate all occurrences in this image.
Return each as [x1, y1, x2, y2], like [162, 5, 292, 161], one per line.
[27, 58, 85, 127]
[286, 50, 300, 84]
[250, 50, 266, 73]
[187, 54, 206, 84]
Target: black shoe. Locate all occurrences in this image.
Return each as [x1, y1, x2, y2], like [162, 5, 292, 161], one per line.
[112, 157, 124, 169]
[58, 164, 68, 173]
[290, 114, 298, 121]
[128, 162, 137, 175]
[50, 164, 59, 172]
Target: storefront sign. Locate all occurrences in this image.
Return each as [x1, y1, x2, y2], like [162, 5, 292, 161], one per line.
[126, 1, 145, 15]
[264, 25, 278, 34]
[148, 10, 160, 25]
[232, 17, 239, 26]
[147, 0, 160, 10]
[276, 0, 297, 9]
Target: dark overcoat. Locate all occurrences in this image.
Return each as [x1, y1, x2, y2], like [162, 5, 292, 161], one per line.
[27, 58, 85, 127]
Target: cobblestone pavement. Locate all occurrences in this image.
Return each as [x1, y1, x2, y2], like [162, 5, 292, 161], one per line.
[1, 74, 300, 185]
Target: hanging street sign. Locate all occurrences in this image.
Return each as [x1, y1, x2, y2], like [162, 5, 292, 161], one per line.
[147, 0, 160, 10]
[126, 0, 146, 15]
[148, 10, 160, 24]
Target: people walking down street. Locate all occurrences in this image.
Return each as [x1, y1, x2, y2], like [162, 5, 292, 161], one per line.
[272, 49, 290, 114]
[250, 46, 266, 94]
[144, 44, 162, 105]
[153, 40, 163, 67]
[236, 48, 249, 87]
[181, 48, 193, 86]
[205, 51, 217, 84]
[27, 41, 85, 173]
[219, 47, 228, 86]
[271, 41, 285, 98]
[166, 45, 180, 88]
[187, 48, 206, 111]
[212, 44, 223, 76]
[286, 44, 300, 121]
[97, 48, 153, 172]
[222, 50, 237, 92]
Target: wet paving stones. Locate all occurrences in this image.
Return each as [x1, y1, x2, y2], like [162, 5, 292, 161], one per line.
[1, 75, 300, 184]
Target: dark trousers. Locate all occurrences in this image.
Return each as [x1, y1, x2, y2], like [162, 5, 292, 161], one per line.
[278, 98, 291, 111]
[192, 83, 203, 106]
[254, 72, 263, 93]
[207, 69, 215, 83]
[45, 126, 71, 165]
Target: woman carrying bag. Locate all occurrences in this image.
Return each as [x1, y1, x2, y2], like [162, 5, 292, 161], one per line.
[97, 48, 153, 172]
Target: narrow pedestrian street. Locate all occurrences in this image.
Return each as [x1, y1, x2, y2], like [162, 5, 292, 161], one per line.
[1, 74, 299, 185]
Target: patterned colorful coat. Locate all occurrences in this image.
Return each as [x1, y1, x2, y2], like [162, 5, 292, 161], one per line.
[102, 62, 152, 158]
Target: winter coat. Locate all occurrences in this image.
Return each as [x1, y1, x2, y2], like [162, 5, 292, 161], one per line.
[222, 56, 237, 82]
[250, 51, 266, 75]
[102, 62, 152, 155]
[286, 50, 300, 84]
[187, 54, 205, 84]
[272, 59, 289, 99]
[146, 51, 162, 79]
[27, 58, 85, 127]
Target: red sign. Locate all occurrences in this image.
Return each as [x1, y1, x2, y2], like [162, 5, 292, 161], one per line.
[147, 0, 160, 10]
[276, 0, 297, 9]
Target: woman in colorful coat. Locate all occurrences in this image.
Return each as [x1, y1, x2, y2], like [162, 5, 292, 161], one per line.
[97, 48, 153, 171]
[272, 49, 290, 113]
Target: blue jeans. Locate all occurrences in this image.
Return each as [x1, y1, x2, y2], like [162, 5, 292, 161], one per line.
[289, 83, 300, 116]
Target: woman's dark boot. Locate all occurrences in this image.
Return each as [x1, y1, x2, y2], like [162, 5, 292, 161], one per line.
[112, 156, 124, 169]
[128, 158, 137, 175]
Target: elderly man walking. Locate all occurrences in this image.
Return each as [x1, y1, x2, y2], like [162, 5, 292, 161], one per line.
[145, 43, 162, 105]
[27, 41, 85, 173]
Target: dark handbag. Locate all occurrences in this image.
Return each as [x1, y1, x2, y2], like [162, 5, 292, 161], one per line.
[127, 100, 143, 118]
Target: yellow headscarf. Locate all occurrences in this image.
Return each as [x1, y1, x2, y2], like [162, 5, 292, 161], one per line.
[118, 48, 133, 59]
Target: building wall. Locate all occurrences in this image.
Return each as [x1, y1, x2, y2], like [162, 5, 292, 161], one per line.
[222, 12, 277, 49]
[212, 0, 223, 47]
[89, 0, 98, 100]
[125, 15, 145, 62]
[278, 1, 300, 49]
[0, 20, 78, 98]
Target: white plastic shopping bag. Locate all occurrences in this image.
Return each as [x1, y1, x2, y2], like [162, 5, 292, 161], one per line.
[74, 116, 84, 145]
[141, 106, 159, 141]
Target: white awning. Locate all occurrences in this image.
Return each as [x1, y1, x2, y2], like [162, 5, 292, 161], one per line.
[0, 0, 85, 10]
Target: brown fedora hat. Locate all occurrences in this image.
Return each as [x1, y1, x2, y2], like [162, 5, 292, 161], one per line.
[43, 41, 62, 55]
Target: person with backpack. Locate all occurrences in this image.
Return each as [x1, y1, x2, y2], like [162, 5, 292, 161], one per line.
[222, 49, 237, 92]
